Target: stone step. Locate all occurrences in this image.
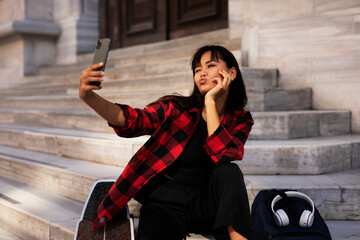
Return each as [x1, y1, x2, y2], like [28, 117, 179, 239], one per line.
[39, 48, 243, 78]
[142, 49, 243, 76]
[250, 110, 351, 139]
[75, 29, 243, 68]
[0, 176, 82, 240]
[0, 109, 111, 133]
[0, 109, 350, 139]
[240, 67, 278, 88]
[70, 66, 277, 93]
[0, 145, 141, 219]
[0, 124, 148, 167]
[326, 221, 360, 240]
[37, 60, 113, 76]
[0, 72, 192, 97]
[20, 30, 244, 89]
[0, 87, 311, 111]
[0, 83, 69, 97]
[248, 87, 312, 111]
[0, 169, 359, 240]
[0, 70, 184, 97]
[246, 168, 360, 221]
[242, 134, 360, 175]
[50, 62, 147, 85]
[0, 145, 124, 203]
[0, 90, 190, 110]
[111, 44, 244, 72]
[38, 30, 243, 77]
[1, 66, 278, 97]
[68, 71, 193, 94]
[0, 226, 23, 240]
[26, 49, 242, 87]
[0, 124, 358, 175]
[19, 61, 147, 86]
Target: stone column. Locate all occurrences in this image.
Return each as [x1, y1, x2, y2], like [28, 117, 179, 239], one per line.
[0, 0, 99, 88]
[228, 0, 251, 66]
[54, 0, 99, 65]
[0, 0, 61, 87]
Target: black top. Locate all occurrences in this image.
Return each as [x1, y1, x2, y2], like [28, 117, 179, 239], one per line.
[164, 116, 214, 185]
[137, 117, 214, 202]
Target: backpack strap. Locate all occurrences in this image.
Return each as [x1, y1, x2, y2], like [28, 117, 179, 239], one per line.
[272, 189, 288, 199]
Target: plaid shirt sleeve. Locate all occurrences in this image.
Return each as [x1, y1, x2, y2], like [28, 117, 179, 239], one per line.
[92, 101, 195, 231]
[109, 102, 169, 137]
[203, 110, 253, 164]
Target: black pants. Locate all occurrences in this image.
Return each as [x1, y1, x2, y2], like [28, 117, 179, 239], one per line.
[136, 163, 252, 240]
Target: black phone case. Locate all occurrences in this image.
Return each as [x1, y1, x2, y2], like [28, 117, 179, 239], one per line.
[90, 38, 111, 86]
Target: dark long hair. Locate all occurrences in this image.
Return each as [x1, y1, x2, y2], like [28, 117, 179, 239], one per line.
[148, 45, 248, 112]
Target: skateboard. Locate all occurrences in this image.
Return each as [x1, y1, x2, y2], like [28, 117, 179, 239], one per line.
[74, 179, 135, 240]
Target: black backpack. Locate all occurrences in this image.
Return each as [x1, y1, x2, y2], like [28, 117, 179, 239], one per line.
[251, 189, 332, 240]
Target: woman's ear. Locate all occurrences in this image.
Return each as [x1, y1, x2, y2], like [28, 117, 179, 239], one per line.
[230, 67, 237, 80]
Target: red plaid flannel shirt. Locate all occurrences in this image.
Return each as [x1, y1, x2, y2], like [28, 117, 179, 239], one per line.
[92, 99, 253, 231]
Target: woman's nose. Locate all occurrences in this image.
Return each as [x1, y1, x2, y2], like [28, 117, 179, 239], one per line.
[200, 69, 207, 76]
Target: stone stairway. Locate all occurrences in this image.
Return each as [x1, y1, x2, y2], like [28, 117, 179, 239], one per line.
[0, 29, 359, 240]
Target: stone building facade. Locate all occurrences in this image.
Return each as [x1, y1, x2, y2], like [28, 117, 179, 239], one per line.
[0, 0, 359, 132]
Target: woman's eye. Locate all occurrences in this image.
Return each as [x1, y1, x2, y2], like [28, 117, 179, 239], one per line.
[208, 64, 215, 68]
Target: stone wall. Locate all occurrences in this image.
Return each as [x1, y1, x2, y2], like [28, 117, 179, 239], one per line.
[229, 0, 360, 132]
[0, 0, 98, 88]
[0, 0, 60, 87]
[0, 35, 24, 87]
[0, 0, 24, 87]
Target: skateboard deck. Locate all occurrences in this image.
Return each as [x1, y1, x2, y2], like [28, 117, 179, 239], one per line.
[74, 179, 135, 240]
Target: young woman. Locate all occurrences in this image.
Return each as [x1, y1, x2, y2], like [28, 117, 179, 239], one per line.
[79, 45, 254, 240]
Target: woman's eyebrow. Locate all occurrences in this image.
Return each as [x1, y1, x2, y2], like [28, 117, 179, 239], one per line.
[195, 59, 217, 69]
[205, 60, 217, 64]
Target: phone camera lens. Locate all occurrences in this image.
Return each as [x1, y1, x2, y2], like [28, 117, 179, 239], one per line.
[96, 40, 102, 49]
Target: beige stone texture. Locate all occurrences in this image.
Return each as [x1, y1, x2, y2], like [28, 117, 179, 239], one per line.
[0, 0, 359, 130]
[231, 0, 360, 132]
[25, 0, 53, 21]
[53, 15, 78, 64]
[0, 36, 24, 88]
[0, 0, 25, 24]
[53, 0, 99, 64]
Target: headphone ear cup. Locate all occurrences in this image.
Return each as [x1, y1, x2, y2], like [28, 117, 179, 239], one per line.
[299, 210, 313, 227]
[274, 209, 289, 227]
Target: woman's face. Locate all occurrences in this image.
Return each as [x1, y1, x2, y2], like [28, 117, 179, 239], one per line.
[193, 51, 232, 95]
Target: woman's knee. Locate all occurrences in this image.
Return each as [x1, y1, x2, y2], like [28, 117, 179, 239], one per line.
[212, 162, 244, 181]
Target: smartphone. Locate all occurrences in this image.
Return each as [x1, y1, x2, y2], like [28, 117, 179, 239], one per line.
[90, 38, 111, 86]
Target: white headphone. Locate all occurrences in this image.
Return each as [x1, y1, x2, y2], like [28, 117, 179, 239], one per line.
[271, 191, 315, 228]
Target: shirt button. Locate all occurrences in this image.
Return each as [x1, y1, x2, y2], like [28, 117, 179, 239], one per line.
[99, 217, 106, 224]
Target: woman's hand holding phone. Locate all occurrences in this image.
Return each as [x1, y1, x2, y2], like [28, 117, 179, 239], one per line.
[77, 38, 127, 128]
[90, 38, 110, 86]
[79, 62, 105, 100]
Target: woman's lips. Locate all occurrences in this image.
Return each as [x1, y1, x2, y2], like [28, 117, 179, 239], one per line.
[199, 78, 206, 84]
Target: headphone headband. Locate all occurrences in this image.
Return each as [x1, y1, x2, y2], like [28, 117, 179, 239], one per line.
[271, 191, 315, 227]
[271, 191, 314, 213]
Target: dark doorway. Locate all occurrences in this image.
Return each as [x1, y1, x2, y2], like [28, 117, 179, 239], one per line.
[100, 0, 228, 49]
